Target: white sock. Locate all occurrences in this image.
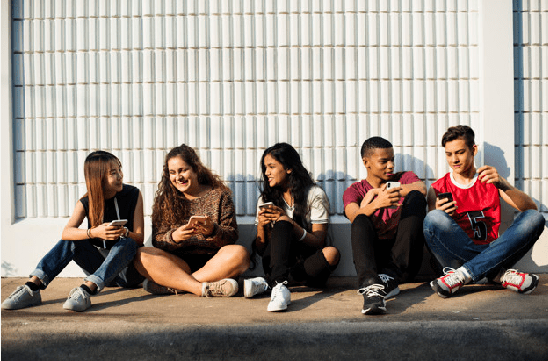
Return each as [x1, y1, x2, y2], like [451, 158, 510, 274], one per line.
[457, 267, 473, 284]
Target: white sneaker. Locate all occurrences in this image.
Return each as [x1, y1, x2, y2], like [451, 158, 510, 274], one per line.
[1, 285, 42, 310]
[63, 287, 92, 312]
[202, 278, 239, 297]
[267, 282, 291, 312]
[243, 277, 269, 298]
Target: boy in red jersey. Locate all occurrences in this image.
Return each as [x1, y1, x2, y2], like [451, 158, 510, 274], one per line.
[423, 125, 545, 297]
[344, 137, 427, 315]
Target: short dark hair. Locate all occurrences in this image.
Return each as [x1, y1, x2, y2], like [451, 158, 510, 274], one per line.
[360, 136, 393, 158]
[441, 125, 475, 150]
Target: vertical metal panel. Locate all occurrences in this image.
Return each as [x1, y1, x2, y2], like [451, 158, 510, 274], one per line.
[12, 0, 482, 219]
[514, 1, 548, 216]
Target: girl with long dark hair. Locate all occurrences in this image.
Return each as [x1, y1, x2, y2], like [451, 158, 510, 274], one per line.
[134, 144, 250, 297]
[2, 151, 145, 312]
[244, 143, 340, 311]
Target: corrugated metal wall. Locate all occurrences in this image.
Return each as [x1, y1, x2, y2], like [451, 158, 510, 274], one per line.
[12, 0, 481, 220]
[514, 0, 548, 218]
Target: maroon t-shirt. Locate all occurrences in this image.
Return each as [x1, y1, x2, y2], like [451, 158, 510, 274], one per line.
[343, 171, 421, 239]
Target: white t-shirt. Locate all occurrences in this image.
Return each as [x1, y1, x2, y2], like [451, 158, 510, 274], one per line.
[255, 185, 330, 231]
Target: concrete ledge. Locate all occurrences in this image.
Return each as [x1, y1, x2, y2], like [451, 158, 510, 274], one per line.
[2, 276, 548, 360]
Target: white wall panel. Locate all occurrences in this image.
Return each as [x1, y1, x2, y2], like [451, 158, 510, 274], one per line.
[12, 0, 531, 276]
[514, 1, 548, 219]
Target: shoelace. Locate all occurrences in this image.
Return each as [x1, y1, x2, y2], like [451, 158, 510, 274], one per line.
[441, 267, 465, 287]
[379, 274, 394, 284]
[206, 280, 230, 296]
[69, 288, 88, 300]
[271, 281, 287, 299]
[502, 269, 524, 284]
[9, 286, 30, 300]
[358, 284, 386, 298]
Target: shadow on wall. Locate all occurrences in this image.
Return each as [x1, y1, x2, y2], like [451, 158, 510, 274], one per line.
[2, 261, 18, 277]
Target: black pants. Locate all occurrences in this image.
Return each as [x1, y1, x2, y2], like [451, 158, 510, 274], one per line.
[351, 190, 426, 287]
[260, 220, 338, 288]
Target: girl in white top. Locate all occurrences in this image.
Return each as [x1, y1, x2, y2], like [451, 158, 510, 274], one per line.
[244, 142, 340, 312]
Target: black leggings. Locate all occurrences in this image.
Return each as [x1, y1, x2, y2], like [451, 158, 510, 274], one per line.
[351, 190, 426, 287]
[260, 220, 338, 288]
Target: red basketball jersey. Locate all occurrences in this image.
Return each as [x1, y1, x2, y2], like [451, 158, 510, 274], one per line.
[431, 172, 501, 245]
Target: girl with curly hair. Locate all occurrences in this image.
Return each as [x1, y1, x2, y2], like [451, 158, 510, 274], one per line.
[134, 144, 249, 297]
[244, 143, 340, 311]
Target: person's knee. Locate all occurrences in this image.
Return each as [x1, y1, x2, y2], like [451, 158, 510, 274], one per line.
[423, 210, 451, 230]
[322, 247, 340, 266]
[118, 237, 138, 253]
[522, 209, 546, 235]
[351, 214, 372, 231]
[134, 247, 161, 268]
[221, 245, 250, 271]
[405, 190, 427, 206]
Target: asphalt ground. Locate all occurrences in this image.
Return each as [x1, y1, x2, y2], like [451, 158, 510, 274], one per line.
[2, 276, 548, 360]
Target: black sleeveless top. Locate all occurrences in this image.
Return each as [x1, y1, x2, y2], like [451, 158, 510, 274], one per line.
[80, 184, 140, 249]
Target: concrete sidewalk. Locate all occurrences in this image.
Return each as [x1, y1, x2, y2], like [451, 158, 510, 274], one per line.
[2, 276, 548, 360]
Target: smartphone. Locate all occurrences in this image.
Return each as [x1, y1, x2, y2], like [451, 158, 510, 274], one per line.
[259, 202, 274, 210]
[109, 219, 127, 227]
[188, 216, 207, 227]
[437, 192, 453, 203]
[386, 181, 401, 190]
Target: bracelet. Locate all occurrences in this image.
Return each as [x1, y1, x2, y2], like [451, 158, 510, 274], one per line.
[124, 227, 129, 238]
[299, 228, 307, 241]
[87, 228, 92, 239]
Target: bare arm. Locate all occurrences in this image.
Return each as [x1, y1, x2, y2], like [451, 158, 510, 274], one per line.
[128, 191, 145, 245]
[426, 187, 458, 215]
[400, 180, 427, 197]
[344, 185, 401, 223]
[477, 165, 538, 212]
[61, 201, 127, 241]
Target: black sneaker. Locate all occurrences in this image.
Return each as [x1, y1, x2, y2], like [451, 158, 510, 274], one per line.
[358, 282, 387, 315]
[379, 274, 400, 299]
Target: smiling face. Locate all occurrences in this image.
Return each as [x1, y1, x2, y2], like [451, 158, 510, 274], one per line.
[263, 153, 292, 189]
[363, 147, 395, 184]
[444, 138, 477, 177]
[168, 155, 200, 197]
[103, 161, 124, 196]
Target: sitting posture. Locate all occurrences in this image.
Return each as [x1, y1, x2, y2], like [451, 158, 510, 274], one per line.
[343, 137, 427, 315]
[134, 144, 250, 297]
[245, 143, 340, 311]
[424, 125, 545, 298]
[2, 151, 145, 312]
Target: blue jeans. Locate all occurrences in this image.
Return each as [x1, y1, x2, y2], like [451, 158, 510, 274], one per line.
[30, 237, 142, 292]
[423, 209, 545, 283]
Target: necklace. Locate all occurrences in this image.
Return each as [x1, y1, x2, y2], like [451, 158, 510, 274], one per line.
[283, 194, 294, 210]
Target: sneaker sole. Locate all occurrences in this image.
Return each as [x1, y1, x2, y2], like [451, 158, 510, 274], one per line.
[62, 302, 91, 312]
[385, 286, 400, 299]
[1, 299, 41, 310]
[430, 280, 451, 298]
[517, 275, 540, 295]
[267, 301, 290, 312]
[243, 279, 263, 298]
[362, 304, 387, 315]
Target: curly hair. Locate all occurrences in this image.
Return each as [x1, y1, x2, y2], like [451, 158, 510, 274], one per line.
[151, 144, 229, 228]
[82, 151, 121, 228]
[259, 143, 315, 228]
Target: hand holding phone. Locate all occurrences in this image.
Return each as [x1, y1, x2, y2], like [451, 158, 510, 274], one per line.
[109, 219, 127, 227]
[259, 202, 274, 211]
[436, 192, 456, 215]
[437, 192, 453, 203]
[386, 182, 401, 190]
[187, 216, 208, 227]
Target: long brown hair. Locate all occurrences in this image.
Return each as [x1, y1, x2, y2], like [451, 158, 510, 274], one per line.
[151, 144, 229, 228]
[83, 151, 121, 227]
